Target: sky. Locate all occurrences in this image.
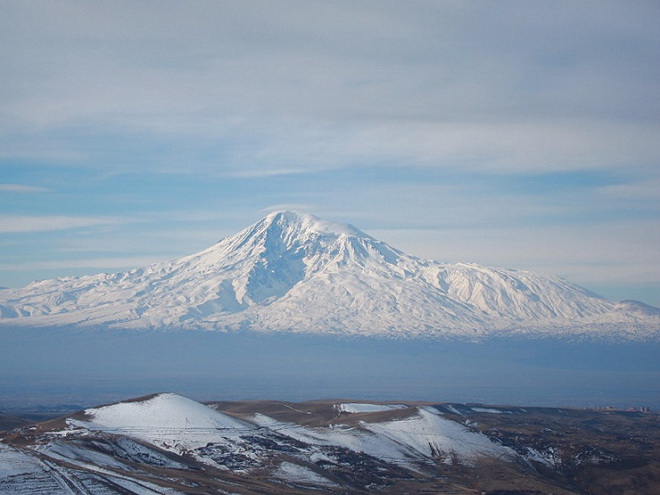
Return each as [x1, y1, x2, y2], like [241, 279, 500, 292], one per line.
[0, 0, 659, 306]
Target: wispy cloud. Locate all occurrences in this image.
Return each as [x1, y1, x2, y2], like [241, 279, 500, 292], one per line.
[597, 178, 660, 202]
[0, 216, 127, 233]
[371, 219, 660, 287]
[0, 184, 52, 193]
[260, 203, 319, 214]
[0, 256, 167, 273]
[229, 167, 312, 179]
[1, 1, 658, 177]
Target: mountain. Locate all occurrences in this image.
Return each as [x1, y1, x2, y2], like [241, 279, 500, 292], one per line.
[2, 392, 659, 494]
[0, 211, 657, 338]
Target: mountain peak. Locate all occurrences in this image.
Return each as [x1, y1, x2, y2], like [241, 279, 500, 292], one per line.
[261, 210, 370, 239]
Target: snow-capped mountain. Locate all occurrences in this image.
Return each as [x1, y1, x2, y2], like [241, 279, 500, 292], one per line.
[0, 211, 657, 338]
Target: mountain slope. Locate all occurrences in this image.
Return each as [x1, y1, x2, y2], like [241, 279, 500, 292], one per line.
[0, 211, 657, 338]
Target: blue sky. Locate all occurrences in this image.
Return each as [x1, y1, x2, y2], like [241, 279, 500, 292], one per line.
[1, 1, 659, 305]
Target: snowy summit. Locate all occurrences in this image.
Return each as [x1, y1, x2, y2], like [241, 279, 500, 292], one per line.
[0, 211, 658, 339]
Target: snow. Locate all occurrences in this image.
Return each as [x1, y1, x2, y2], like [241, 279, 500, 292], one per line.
[1, 394, 529, 493]
[274, 461, 339, 487]
[251, 406, 514, 468]
[470, 407, 511, 414]
[36, 437, 188, 472]
[75, 393, 255, 453]
[90, 476, 182, 494]
[525, 446, 562, 467]
[251, 412, 422, 467]
[337, 403, 409, 413]
[0, 443, 48, 478]
[365, 407, 515, 465]
[0, 443, 94, 494]
[0, 210, 657, 339]
[36, 442, 135, 472]
[445, 405, 465, 416]
[32, 443, 184, 494]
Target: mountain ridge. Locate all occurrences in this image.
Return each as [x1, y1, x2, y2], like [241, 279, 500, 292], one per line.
[0, 211, 657, 339]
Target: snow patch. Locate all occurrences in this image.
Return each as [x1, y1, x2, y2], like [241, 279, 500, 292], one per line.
[471, 407, 511, 414]
[275, 461, 339, 487]
[337, 403, 408, 414]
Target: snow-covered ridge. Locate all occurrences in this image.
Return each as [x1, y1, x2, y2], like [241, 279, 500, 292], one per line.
[0, 211, 657, 339]
[75, 393, 513, 467]
[0, 393, 519, 493]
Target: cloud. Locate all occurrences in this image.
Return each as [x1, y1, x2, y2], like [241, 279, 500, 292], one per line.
[230, 119, 660, 175]
[0, 184, 52, 193]
[0, 256, 167, 272]
[0, 215, 127, 233]
[260, 203, 320, 214]
[229, 167, 311, 179]
[597, 178, 660, 202]
[371, 219, 660, 287]
[1, 1, 658, 177]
